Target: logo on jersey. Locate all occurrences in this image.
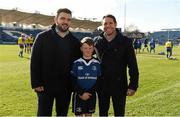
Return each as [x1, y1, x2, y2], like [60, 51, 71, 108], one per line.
[92, 66, 97, 71]
[78, 66, 83, 70]
[76, 107, 82, 112]
[85, 73, 90, 76]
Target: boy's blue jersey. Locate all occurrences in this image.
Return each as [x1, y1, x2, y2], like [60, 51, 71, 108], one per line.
[71, 58, 101, 91]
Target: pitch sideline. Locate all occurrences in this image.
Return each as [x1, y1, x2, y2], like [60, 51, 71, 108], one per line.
[127, 82, 180, 104]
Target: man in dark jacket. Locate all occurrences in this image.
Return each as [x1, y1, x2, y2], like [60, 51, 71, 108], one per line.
[94, 14, 139, 116]
[30, 8, 81, 116]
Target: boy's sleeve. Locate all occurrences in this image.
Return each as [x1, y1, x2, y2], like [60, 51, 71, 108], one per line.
[87, 76, 100, 94]
[71, 62, 85, 95]
[87, 63, 101, 94]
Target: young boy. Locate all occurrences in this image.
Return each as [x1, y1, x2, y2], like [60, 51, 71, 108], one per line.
[71, 37, 101, 117]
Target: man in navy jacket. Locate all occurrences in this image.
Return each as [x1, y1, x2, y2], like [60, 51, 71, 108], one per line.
[94, 14, 139, 116]
[30, 8, 81, 116]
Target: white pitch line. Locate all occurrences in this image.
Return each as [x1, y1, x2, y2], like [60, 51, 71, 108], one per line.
[137, 55, 166, 60]
[127, 83, 180, 104]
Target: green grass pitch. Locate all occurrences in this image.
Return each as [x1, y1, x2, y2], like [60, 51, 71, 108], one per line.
[0, 45, 180, 116]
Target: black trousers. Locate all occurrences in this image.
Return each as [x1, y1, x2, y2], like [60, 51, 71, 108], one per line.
[98, 93, 126, 116]
[37, 91, 71, 116]
[166, 48, 172, 58]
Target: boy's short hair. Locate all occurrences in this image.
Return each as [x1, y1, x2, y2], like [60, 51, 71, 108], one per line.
[80, 37, 94, 46]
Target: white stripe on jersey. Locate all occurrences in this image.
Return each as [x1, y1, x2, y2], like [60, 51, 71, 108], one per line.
[74, 58, 100, 66]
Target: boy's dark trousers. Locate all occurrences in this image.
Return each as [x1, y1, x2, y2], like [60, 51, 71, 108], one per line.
[37, 91, 71, 116]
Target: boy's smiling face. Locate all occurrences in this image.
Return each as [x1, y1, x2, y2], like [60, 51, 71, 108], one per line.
[81, 43, 94, 59]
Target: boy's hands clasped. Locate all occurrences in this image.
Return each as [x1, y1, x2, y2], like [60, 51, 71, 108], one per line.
[79, 92, 92, 100]
[34, 86, 44, 92]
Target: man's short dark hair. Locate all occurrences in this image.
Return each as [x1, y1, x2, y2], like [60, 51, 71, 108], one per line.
[80, 37, 94, 47]
[103, 14, 117, 24]
[56, 8, 72, 17]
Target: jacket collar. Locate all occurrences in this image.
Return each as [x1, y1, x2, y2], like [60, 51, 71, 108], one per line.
[51, 24, 71, 38]
[100, 28, 124, 41]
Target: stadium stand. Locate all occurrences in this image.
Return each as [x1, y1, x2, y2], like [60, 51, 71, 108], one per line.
[149, 30, 180, 45]
[1, 8, 180, 45]
[0, 8, 101, 31]
[0, 26, 101, 44]
[0, 26, 42, 44]
[0, 8, 102, 44]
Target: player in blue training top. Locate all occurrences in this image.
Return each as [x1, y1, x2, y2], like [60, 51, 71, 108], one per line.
[142, 38, 149, 53]
[71, 37, 101, 117]
[149, 38, 156, 53]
